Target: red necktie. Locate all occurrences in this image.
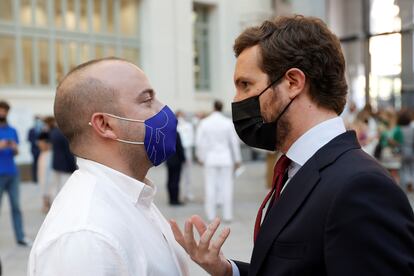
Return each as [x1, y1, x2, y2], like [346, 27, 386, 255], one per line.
[254, 155, 291, 242]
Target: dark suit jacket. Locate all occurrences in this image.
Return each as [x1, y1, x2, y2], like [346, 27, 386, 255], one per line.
[50, 127, 77, 173]
[235, 131, 414, 276]
[166, 132, 186, 168]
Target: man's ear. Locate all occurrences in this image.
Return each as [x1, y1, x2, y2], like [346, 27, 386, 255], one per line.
[89, 113, 118, 140]
[284, 68, 307, 99]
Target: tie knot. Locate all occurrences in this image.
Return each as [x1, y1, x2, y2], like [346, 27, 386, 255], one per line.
[275, 154, 291, 175]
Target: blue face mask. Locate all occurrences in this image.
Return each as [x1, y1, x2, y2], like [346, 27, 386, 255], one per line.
[103, 105, 178, 166]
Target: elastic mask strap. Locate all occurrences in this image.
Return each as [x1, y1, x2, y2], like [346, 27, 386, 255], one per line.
[258, 75, 284, 98]
[103, 113, 145, 123]
[87, 113, 146, 145]
[115, 138, 144, 145]
[275, 97, 295, 123]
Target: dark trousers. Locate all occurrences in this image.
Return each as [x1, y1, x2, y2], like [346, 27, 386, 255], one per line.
[0, 175, 25, 242]
[31, 151, 39, 183]
[167, 164, 182, 204]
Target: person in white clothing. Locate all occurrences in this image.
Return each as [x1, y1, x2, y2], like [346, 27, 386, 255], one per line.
[36, 131, 53, 213]
[195, 100, 241, 222]
[176, 111, 195, 201]
[28, 58, 189, 276]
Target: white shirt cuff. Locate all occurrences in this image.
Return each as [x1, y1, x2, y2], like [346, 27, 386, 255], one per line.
[229, 260, 240, 276]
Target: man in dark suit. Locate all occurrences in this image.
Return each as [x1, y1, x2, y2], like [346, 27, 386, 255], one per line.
[170, 15, 414, 275]
[49, 125, 77, 194]
[166, 132, 186, 205]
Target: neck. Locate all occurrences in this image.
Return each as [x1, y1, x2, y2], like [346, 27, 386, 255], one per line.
[280, 105, 338, 153]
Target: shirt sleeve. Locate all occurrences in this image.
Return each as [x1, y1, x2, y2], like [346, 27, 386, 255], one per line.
[32, 230, 130, 276]
[229, 260, 241, 276]
[13, 128, 19, 144]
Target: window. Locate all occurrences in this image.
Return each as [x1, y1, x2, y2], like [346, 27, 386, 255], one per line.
[0, 0, 141, 88]
[35, 0, 48, 27]
[22, 38, 34, 85]
[193, 3, 211, 91]
[39, 40, 49, 85]
[0, 36, 16, 85]
[0, 0, 13, 22]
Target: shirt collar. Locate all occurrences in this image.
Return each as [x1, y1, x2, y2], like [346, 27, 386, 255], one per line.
[286, 117, 346, 167]
[76, 158, 156, 208]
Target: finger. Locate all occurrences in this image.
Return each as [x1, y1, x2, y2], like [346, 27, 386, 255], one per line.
[183, 219, 198, 256]
[191, 215, 207, 237]
[210, 227, 230, 255]
[169, 220, 185, 248]
[199, 217, 221, 252]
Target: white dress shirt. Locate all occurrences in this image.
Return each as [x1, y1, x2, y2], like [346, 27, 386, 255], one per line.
[196, 111, 242, 167]
[231, 116, 346, 276]
[28, 158, 189, 276]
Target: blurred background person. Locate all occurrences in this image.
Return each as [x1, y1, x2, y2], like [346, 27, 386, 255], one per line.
[196, 100, 241, 222]
[376, 108, 403, 183]
[399, 109, 414, 193]
[166, 132, 186, 205]
[49, 121, 77, 197]
[343, 101, 358, 129]
[37, 130, 52, 213]
[27, 115, 43, 184]
[0, 100, 30, 246]
[176, 110, 195, 201]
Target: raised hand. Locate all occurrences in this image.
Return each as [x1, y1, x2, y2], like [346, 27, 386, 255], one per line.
[170, 215, 232, 276]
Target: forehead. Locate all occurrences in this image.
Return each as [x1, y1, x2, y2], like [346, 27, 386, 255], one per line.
[234, 45, 264, 81]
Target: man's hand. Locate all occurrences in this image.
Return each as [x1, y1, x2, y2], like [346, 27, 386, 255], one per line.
[0, 139, 8, 149]
[234, 162, 241, 173]
[170, 215, 232, 276]
[8, 140, 18, 154]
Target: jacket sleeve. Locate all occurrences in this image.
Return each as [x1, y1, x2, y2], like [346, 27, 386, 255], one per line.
[325, 172, 414, 275]
[176, 133, 186, 163]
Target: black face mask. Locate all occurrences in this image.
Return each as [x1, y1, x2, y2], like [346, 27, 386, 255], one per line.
[0, 116, 6, 123]
[231, 76, 294, 151]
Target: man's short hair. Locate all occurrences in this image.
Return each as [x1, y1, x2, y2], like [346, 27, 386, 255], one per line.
[0, 100, 10, 111]
[54, 57, 127, 148]
[214, 100, 223, 112]
[233, 15, 347, 115]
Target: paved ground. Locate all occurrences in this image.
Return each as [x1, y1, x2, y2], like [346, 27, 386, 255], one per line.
[1, 161, 413, 276]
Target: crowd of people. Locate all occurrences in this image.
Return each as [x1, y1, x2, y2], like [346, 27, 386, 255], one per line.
[344, 102, 414, 192]
[27, 115, 77, 213]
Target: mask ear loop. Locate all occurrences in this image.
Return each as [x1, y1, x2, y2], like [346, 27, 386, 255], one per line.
[87, 113, 145, 145]
[258, 74, 285, 98]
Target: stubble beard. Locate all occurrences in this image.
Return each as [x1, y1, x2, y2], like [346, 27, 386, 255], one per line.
[118, 126, 151, 180]
[275, 114, 291, 151]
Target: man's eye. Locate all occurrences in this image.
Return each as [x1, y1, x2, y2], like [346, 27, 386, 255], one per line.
[241, 81, 249, 88]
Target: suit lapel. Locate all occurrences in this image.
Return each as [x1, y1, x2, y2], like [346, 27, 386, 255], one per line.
[249, 160, 320, 276]
[248, 131, 361, 276]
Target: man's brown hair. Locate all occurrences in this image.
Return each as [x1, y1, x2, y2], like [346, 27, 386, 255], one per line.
[0, 100, 10, 111]
[234, 15, 347, 115]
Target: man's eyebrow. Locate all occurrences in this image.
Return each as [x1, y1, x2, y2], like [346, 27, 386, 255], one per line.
[234, 77, 251, 86]
[138, 88, 154, 99]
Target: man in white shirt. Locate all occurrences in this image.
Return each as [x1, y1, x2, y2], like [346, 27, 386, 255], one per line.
[195, 100, 241, 222]
[28, 58, 189, 276]
[176, 111, 195, 201]
[170, 15, 414, 276]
